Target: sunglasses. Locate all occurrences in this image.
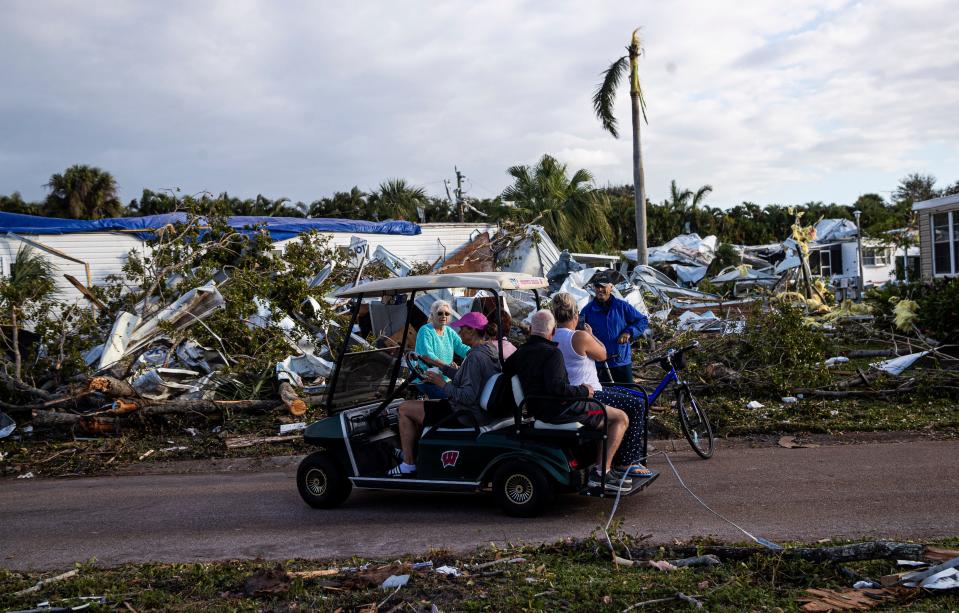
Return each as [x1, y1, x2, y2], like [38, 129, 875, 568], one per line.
[436, 311, 451, 317]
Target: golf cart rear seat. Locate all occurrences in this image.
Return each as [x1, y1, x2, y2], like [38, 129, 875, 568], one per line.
[510, 376, 585, 432]
[422, 373, 515, 436]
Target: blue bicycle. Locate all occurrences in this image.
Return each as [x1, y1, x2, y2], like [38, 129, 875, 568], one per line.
[607, 340, 714, 459]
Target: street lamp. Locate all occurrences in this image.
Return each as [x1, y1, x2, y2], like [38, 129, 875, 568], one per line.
[853, 210, 863, 300]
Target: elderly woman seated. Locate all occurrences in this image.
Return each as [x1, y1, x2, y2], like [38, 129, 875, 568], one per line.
[412, 299, 471, 399]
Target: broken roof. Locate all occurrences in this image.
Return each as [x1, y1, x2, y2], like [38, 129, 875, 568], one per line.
[335, 272, 549, 297]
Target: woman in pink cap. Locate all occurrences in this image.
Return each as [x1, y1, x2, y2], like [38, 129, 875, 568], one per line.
[391, 311, 501, 476]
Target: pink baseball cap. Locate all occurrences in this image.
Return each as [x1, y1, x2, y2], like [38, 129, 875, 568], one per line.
[449, 311, 488, 330]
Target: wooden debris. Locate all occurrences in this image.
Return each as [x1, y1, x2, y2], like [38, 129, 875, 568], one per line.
[225, 434, 302, 449]
[798, 586, 914, 611]
[626, 541, 926, 564]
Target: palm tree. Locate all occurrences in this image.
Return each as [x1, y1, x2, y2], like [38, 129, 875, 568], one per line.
[44, 165, 124, 219]
[502, 154, 611, 250]
[371, 179, 428, 221]
[666, 180, 713, 233]
[593, 28, 649, 263]
[309, 187, 368, 218]
[0, 246, 56, 380]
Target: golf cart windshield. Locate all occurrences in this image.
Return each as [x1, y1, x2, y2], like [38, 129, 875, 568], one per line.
[327, 293, 412, 411]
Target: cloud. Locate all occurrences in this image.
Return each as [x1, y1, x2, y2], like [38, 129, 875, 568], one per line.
[0, 0, 956, 208]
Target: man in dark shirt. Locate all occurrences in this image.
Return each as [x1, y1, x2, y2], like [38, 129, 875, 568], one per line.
[504, 310, 631, 492]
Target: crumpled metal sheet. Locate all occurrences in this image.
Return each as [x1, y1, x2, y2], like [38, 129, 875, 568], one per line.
[130, 367, 202, 400]
[276, 352, 335, 387]
[0, 412, 16, 439]
[123, 283, 226, 358]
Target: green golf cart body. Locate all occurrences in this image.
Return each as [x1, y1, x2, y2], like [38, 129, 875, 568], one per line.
[296, 272, 656, 517]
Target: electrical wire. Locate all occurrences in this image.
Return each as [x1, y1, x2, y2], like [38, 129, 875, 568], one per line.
[601, 449, 781, 560]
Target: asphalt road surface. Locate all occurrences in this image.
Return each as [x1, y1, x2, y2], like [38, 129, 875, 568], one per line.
[2, 440, 957, 570]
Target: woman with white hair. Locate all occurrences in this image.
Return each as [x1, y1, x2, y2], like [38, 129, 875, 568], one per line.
[550, 292, 652, 477]
[413, 300, 471, 399]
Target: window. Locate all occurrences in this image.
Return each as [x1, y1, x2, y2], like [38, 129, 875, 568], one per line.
[863, 247, 890, 267]
[932, 211, 958, 276]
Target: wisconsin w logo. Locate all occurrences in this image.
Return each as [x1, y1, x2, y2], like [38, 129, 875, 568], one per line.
[440, 450, 460, 468]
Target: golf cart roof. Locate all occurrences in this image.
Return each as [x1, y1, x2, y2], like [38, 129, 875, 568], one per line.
[335, 272, 548, 298]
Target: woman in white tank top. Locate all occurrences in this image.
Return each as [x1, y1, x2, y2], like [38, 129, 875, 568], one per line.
[550, 292, 653, 477]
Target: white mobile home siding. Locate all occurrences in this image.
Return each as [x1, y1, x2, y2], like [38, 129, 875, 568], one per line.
[275, 223, 501, 265]
[0, 233, 147, 304]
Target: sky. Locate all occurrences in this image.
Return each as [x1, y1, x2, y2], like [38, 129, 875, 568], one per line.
[2, 0, 958, 210]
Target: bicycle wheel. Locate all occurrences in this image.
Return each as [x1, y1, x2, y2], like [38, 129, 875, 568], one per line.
[677, 388, 714, 459]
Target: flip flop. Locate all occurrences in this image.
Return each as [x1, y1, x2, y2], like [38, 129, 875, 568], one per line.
[618, 463, 653, 478]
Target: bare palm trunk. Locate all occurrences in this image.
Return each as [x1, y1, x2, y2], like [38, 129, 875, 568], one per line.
[11, 307, 21, 381]
[631, 88, 647, 265]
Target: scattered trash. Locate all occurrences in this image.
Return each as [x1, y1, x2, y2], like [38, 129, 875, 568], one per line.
[435, 565, 461, 577]
[17, 472, 34, 479]
[0, 412, 16, 439]
[411, 561, 434, 571]
[746, 401, 764, 409]
[184, 427, 199, 437]
[380, 574, 410, 590]
[159, 446, 188, 453]
[871, 351, 929, 376]
[137, 450, 154, 461]
[781, 396, 798, 404]
[278, 422, 307, 434]
[824, 356, 850, 367]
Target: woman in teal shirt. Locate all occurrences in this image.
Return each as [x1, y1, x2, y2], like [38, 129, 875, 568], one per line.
[414, 300, 471, 399]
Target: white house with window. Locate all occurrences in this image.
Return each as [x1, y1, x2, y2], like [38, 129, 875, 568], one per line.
[913, 193, 959, 280]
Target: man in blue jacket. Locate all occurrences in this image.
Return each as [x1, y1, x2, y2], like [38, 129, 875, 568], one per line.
[579, 271, 649, 384]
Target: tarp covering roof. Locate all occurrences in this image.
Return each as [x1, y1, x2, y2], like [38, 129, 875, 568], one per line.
[0, 211, 421, 241]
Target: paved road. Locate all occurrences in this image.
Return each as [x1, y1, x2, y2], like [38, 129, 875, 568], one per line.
[2, 440, 957, 570]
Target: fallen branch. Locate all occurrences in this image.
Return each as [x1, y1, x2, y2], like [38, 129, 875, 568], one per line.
[279, 382, 307, 416]
[626, 541, 926, 564]
[10, 569, 78, 597]
[225, 434, 302, 449]
[88, 376, 139, 398]
[111, 398, 280, 416]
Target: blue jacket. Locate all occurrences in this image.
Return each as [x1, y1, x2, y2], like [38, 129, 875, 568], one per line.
[579, 296, 649, 368]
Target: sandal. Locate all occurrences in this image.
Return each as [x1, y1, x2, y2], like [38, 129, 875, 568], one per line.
[617, 463, 653, 478]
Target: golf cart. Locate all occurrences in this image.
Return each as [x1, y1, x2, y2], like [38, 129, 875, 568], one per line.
[296, 272, 657, 517]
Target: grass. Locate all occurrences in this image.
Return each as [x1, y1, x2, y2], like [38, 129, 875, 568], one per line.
[1, 537, 957, 612]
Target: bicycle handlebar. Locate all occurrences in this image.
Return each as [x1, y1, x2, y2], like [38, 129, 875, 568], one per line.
[641, 340, 700, 367]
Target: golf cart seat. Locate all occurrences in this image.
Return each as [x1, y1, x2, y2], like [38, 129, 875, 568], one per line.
[510, 376, 585, 432]
[422, 374, 514, 435]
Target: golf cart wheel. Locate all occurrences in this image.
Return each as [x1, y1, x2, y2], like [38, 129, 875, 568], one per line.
[678, 389, 715, 459]
[297, 452, 352, 509]
[493, 461, 552, 518]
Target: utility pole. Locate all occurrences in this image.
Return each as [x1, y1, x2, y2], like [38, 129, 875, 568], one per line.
[454, 167, 465, 222]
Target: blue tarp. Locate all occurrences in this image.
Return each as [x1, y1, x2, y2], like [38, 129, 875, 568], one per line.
[0, 212, 421, 241]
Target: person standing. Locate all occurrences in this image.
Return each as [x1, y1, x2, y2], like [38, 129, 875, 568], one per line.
[579, 271, 649, 384]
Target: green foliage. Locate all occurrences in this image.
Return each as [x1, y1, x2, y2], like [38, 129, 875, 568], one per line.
[740, 303, 830, 392]
[708, 242, 741, 277]
[106, 195, 351, 399]
[866, 277, 959, 343]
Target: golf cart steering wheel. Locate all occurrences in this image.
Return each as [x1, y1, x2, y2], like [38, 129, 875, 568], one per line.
[405, 351, 428, 380]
